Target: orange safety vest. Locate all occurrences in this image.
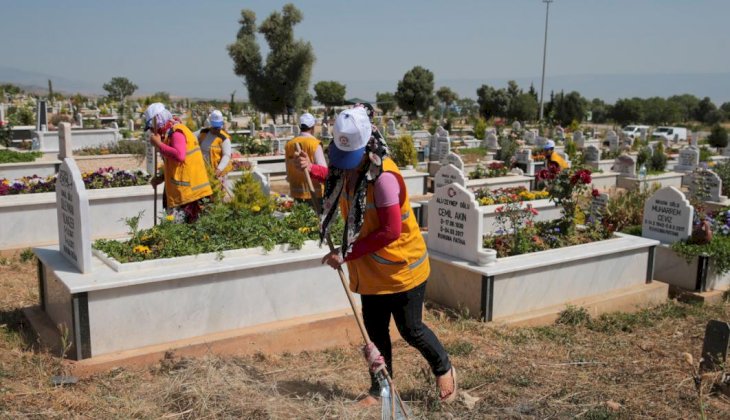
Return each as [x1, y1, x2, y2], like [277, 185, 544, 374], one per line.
[163, 124, 213, 208]
[340, 158, 430, 295]
[548, 151, 570, 170]
[198, 128, 234, 175]
[285, 135, 325, 199]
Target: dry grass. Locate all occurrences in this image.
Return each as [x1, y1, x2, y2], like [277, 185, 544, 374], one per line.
[1, 253, 729, 419]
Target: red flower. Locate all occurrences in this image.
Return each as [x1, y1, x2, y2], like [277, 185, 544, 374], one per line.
[570, 169, 592, 185]
[591, 188, 600, 198]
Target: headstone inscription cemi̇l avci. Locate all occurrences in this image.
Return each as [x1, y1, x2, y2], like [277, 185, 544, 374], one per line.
[642, 186, 693, 244]
[56, 158, 92, 273]
[427, 183, 483, 264]
[434, 164, 467, 190]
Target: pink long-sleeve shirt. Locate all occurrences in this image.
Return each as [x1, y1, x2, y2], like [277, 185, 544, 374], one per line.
[158, 131, 187, 162]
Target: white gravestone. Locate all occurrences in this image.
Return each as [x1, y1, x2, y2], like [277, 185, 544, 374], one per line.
[523, 130, 535, 145]
[250, 121, 257, 137]
[512, 121, 522, 131]
[56, 158, 92, 273]
[584, 145, 600, 162]
[0, 103, 5, 123]
[387, 119, 397, 136]
[675, 148, 699, 172]
[128, 119, 134, 131]
[485, 133, 499, 149]
[427, 182, 483, 264]
[590, 192, 609, 221]
[437, 140, 451, 162]
[77, 113, 83, 128]
[58, 122, 73, 159]
[535, 136, 547, 148]
[555, 126, 565, 141]
[689, 169, 727, 203]
[443, 152, 464, 172]
[434, 164, 467, 190]
[612, 154, 637, 177]
[515, 149, 535, 175]
[642, 186, 693, 244]
[145, 137, 157, 175]
[607, 130, 619, 152]
[252, 168, 270, 195]
[572, 131, 584, 148]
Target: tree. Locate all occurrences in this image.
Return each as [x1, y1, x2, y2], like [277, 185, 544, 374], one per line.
[394, 66, 434, 118]
[455, 98, 478, 118]
[611, 98, 643, 126]
[228, 4, 315, 120]
[506, 80, 521, 101]
[476, 84, 509, 119]
[435, 87, 459, 111]
[313, 81, 346, 115]
[507, 93, 538, 122]
[376, 92, 396, 115]
[589, 98, 611, 124]
[694, 97, 717, 123]
[549, 91, 586, 126]
[144, 92, 171, 105]
[102, 77, 138, 102]
[707, 124, 728, 152]
[527, 83, 538, 101]
[667, 94, 699, 122]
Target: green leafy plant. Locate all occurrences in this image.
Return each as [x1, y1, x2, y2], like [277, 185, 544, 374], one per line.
[0, 149, 42, 164]
[19, 248, 34, 262]
[473, 118, 487, 140]
[76, 140, 146, 156]
[388, 134, 417, 168]
[496, 135, 518, 163]
[649, 141, 668, 172]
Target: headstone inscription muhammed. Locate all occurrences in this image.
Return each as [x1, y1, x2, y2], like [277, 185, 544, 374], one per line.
[56, 158, 92, 273]
[434, 164, 466, 190]
[427, 182, 482, 264]
[642, 186, 693, 244]
[689, 169, 727, 202]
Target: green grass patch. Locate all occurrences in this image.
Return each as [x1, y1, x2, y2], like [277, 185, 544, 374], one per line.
[0, 149, 42, 164]
[444, 340, 474, 357]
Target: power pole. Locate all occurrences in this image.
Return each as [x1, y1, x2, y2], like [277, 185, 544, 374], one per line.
[538, 0, 554, 122]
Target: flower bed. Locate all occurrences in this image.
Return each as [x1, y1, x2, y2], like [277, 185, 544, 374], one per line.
[0, 149, 42, 163]
[474, 186, 549, 206]
[0, 167, 149, 196]
[468, 162, 509, 179]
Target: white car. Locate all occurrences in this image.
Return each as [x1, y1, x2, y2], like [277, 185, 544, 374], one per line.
[622, 125, 650, 139]
[651, 126, 688, 142]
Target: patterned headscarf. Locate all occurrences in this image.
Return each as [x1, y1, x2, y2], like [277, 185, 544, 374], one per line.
[319, 128, 389, 258]
[143, 103, 177, 134]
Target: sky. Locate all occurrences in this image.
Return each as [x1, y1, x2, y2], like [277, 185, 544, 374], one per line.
[1, 0, 729, 103]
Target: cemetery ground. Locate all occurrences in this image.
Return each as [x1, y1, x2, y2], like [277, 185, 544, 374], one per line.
[1, 251, 729, 418]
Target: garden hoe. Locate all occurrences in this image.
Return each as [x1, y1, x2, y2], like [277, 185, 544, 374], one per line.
[150, 116, 158, 226]
[294, 144, 410, 420]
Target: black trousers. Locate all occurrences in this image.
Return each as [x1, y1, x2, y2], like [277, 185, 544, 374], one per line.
[361, 281, 451, 396]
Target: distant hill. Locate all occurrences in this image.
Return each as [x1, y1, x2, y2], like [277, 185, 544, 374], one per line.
[2, 65, 728, 104]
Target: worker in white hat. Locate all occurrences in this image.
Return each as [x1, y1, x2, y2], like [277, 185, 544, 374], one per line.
[543, 139, 569, 171]
[286, 112, 328, 203]
[198, 110, 233, 179]
[318, 105, 456, 406]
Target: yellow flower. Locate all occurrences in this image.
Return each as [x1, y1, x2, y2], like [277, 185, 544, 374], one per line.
[133, 245, 151, 254]
[298, 227, 310, 234]
[165, 214, 175, 221]
[251, 205, 261, 213]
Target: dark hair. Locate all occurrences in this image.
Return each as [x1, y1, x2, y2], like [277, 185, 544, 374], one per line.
[300, 124, 313, 131]
[360, 103, 374, 121]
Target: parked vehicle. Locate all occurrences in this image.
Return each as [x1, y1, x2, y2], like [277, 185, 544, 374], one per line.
[621, 125, 650, 139]
[651, 126, 688, 142]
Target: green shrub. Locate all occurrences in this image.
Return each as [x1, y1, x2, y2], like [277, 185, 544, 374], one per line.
[473, 118, 487, 140]
[19, 248, 34, 262]
[649, 142, 667, 172]
[76, 140, 146, 156]
[714, 160, 730, 196]
[388, 134, 417, 168]
[699, 146, 713, 162]
[556, 305, 591, 326]
[0, 149, 42, 164]
[707, 124, 728, 151]
[496, 135, 518, 163]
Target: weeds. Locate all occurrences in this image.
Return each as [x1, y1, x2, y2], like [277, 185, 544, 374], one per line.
[19, 248, 34, 263]
[556, 305, 591, 326]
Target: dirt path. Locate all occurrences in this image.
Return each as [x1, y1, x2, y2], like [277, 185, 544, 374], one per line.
[1, 253, 729, 418]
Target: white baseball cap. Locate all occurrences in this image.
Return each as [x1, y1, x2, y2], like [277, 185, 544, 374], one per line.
[329, 107, 372, 170]
[299, 112, 315, 129]
[209, 110, 224, 128]
[544, 139, 556, 150]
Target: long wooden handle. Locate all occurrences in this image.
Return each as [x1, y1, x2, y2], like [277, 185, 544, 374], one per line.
[152, 116, 158, 226]
[294, 143, 371, 345]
